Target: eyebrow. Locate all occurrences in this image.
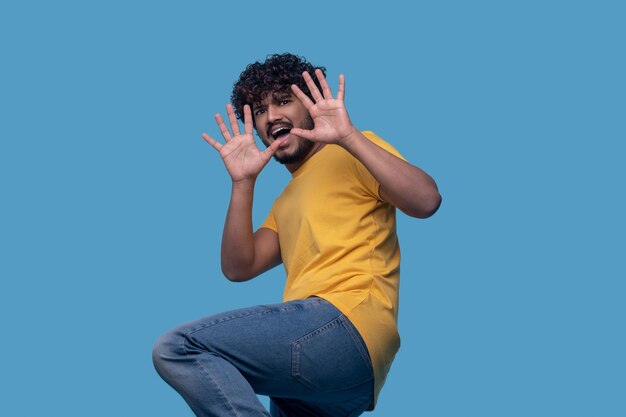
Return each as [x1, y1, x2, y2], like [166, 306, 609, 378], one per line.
[253, 92, 292, 109]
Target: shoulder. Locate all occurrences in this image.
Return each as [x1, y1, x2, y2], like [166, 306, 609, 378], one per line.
[360, 130, 406, 161]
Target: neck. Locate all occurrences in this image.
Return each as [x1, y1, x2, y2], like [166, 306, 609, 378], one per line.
[285, 142, 325, 174]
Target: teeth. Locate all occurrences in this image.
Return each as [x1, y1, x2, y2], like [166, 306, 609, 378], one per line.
[271, 127, 291, 139]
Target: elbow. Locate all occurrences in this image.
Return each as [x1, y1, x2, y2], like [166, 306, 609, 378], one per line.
[423, 191, 443, 218]
[419, 191, 442, 218]
[405, 190, 442, 219]
[221, 265, 253, 283]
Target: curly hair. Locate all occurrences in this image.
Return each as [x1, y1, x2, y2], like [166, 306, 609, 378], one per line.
[231, 53, 326, 122]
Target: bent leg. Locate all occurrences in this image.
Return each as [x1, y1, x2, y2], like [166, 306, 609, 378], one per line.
[152, 315, 271, 416]
[152, 298, 373, 417]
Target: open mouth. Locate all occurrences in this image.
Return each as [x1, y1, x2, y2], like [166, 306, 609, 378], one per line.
[269, 125, 292, 141]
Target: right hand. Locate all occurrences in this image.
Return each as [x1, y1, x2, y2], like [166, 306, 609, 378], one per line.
[202, 104, 283, 183]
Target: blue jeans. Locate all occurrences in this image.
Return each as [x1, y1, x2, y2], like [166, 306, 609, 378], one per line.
[152, 297, 374, 417]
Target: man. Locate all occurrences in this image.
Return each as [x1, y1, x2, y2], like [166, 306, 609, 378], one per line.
[153, 53, 441, 417]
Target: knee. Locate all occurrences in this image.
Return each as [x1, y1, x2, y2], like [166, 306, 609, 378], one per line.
[152, 328, 185, 378]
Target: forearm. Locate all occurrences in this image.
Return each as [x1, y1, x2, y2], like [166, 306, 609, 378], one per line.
[341, 129, 442, 218]
[221, 180, 257, 280]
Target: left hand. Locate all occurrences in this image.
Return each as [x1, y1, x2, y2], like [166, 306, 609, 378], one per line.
[290, 69, 357, 146]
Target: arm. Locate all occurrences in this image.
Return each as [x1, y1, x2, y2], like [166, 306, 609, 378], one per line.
[220, 179, 282, 281]
[340, 131, 441, 218]
[202, 104, 284, 281]
[290, 70, 442, 218]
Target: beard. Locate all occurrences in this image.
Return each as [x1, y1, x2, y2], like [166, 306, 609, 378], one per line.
[272, 114, 315, 165]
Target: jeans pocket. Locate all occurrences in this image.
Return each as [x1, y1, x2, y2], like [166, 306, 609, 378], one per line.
[291, 315, 373, 393]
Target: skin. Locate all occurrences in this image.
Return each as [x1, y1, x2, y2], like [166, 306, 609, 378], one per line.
[202, 70, 441, 281]
[252, 91, 318, 166]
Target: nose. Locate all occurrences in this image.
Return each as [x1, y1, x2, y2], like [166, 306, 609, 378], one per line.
[266, 104, 282, 123]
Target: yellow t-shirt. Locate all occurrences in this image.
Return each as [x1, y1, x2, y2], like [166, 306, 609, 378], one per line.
[260, 131, 403, 408]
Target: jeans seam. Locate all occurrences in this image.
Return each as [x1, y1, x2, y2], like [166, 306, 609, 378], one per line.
[291, 315, 373, 392]
[179, 304, 305, 417]
[178, 299, 329, 414]
[185, 300, 324, 337]
[182, 341, 243, 416]
[338, 316, 373, 374]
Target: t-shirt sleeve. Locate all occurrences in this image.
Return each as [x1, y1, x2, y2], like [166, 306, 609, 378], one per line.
[353, 131, 407, 200]
[259, 207, 278, 232]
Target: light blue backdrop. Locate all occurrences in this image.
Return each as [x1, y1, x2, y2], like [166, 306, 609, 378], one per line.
[1, 1, 624, 416]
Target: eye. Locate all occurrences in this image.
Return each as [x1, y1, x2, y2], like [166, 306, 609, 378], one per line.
[279, 99, 291, 105]
[254, 108, 266, 116]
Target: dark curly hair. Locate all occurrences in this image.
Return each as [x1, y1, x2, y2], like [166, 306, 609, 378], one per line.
[231, 53, 326, 123]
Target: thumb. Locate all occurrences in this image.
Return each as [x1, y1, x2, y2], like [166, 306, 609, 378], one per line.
[262, 137, 284, 159]
[290, 128, 315, 140]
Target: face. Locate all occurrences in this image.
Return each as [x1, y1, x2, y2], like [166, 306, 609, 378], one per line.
[253, 92, 315, 165]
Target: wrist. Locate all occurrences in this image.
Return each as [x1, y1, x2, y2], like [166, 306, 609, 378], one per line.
[338, 127, 362, 151]
[231, 177, 256, 192]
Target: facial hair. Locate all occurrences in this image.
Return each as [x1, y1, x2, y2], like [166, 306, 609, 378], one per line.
[272, 114, 315, 165]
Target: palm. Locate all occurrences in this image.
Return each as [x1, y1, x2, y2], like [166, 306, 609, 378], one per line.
[290, 70, 356, 145]
[219, 133, 270, 181]
[306, 99, 354, 142]
[202, 104, 280, 182]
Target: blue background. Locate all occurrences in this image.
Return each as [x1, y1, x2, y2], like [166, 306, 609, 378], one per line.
[1, 1, 624, 416]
